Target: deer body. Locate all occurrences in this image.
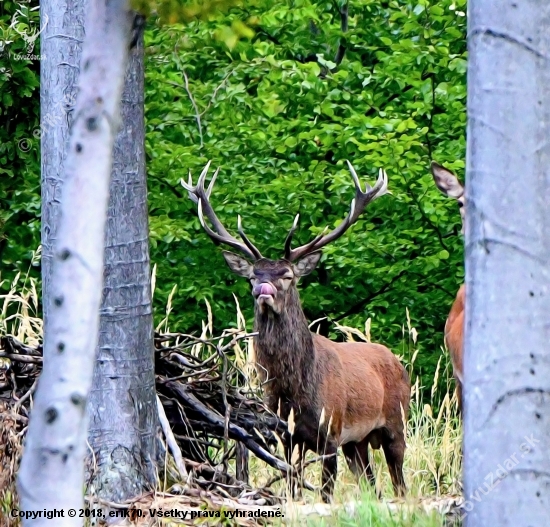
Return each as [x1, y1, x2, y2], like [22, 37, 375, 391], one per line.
[431, 162, 465, 409]
[250, 269, 410, 499]
[184, 161, 410, 501]
[255, 311, 407, 447]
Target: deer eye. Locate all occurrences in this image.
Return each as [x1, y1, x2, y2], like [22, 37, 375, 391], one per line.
[458, 202, 464, 208]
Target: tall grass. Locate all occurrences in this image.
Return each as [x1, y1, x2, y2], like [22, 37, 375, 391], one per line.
[0, 247, 42, 346]
[153, 291, 463, 518]
[0, 272, 462, 525]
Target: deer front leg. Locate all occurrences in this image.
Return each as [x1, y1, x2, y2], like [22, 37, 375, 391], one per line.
[284, 439, 304, 500]
[321, 439, 338, 503]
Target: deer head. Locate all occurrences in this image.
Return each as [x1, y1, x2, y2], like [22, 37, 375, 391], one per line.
[222, 251, 322, 315]
[10, 10, 49, 54]
[431, 162, 465, 234]
[182, 161, 388, 315]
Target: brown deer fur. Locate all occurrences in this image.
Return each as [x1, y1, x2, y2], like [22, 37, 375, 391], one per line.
[224, 253, 410, 502]
[183, 161, 410, 502]
[431, 162, 465, 410]
[445, 284, 464, 407]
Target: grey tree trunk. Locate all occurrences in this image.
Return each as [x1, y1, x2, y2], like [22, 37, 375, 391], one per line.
[40, 0, 85, 331]
[17, 1, 132, 524]
[464, 2, 550, 526]
[87, 26, 158, 502]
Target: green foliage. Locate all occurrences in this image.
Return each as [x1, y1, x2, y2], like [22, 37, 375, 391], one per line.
[145, 0, 467, 390]
[0, 1, 41, 288]
[132, 0, 252, 49]
[132, 0, 243, 23]
[0, 0, 467, 394]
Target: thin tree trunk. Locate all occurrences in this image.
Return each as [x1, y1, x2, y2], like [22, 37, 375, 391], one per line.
[464, 2, 550, 525]
[40, 0, 85, 331]
[18, 1, 132, 524]
[87, 25, 158, 502]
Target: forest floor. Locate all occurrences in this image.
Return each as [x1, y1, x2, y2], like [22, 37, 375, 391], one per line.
[153, 289, 466, 525]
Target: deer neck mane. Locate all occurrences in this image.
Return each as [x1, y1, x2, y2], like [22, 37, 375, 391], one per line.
[253, 286, 320, 411]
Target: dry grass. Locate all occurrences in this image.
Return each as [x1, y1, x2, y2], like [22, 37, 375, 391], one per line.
[0, 270, 463, 526]
[234, 312, 463, 508]
[0, 248, 42, 346]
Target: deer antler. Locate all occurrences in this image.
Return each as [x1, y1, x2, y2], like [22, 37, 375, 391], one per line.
[9, 11, 49, 53]
[9, 11, 21, 32]
[181, 162, 263, 261]
[284, 160, 389, 262]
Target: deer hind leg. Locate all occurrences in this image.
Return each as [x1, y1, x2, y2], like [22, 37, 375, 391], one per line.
[381, 430, 406, 497]
[455, 378, 463, 414]
[342, 439, 376, 488]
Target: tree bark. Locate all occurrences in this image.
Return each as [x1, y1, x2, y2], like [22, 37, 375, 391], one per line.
[40, 0, 85, 331]
[464, 2, 550, 526]
[17, 1, 132, 524]
[87, 26, 158, 502]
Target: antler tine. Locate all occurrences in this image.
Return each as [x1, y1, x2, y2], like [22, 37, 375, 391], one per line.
[182, 161, 263, 261]
[373, 167, 389, 196]
[206, 167, 220, 198]
[284, 214, 300, 260]
[286, 225, 329, 262]
[181, 162, 233, 240]
[347, 160, 364, 193]
[181, 171, 198, 204]
[197, 160, 212, 194]
[180, 161, 213, 202]
[286, 161, 389, 262]
[237, 215, 263, 260]
[346, 162, 389, 225]
[197, 201, 259, 261]
[347, 161, 388, 194]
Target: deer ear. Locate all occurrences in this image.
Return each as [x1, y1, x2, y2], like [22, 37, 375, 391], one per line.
[293, 251, 322, 277]
[431, 162, 464, 199]
[222, 251, 253, 277]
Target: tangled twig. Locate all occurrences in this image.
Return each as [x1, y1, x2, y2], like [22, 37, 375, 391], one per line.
[0, 330, 305, 510]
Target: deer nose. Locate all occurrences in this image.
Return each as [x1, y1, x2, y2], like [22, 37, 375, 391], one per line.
[253, 283, 276, 297]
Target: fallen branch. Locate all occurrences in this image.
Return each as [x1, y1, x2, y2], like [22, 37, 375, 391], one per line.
[167, 382, 291, 474]
[0, 336, 42, 356]
[157, 394, 189, 479]
[1, 328, 308, 507]
[0, 352, 42, 364]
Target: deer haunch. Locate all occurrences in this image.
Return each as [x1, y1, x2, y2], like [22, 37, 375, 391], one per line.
[445, 284, 464, 407]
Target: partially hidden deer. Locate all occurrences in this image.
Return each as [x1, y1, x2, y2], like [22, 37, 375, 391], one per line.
[430, 162, 465, 410]
[182, 161, 411, 502]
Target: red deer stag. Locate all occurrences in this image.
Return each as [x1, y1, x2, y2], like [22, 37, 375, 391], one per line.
[431, 161, 465, 410]
[182, 161, 410, 502]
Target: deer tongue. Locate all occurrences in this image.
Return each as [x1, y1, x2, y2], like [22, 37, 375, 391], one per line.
[253, 283, 276, 297]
